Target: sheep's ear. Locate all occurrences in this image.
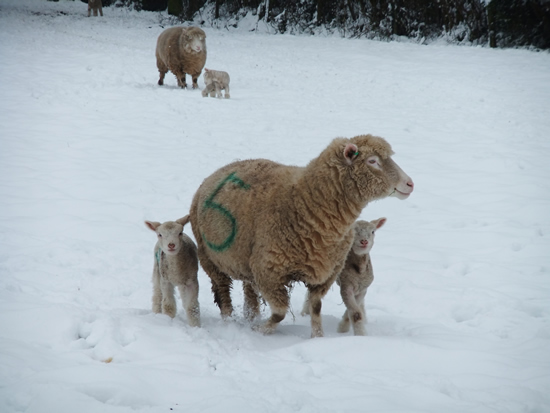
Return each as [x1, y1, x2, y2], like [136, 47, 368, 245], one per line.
[372, 217, 387, 230]
[176, 215, 190, 227]
[344, 143, 359, 165]
[145, 221, 161, 231]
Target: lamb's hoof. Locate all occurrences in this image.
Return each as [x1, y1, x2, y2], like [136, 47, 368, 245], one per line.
[337, 322, 350, 333]
[158, 80, 163, 86]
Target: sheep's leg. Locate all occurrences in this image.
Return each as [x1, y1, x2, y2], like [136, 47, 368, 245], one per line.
[306, 289, 324, 338]
[192, 75, 199, 89]
[224, 84, 230, 99]
[178, 281, 201, 327]
[99, 6, 103, 16]
[151, 266, 162, 314]
[87, 6, 91, 17]
[157, 59, 168, 86]
[243, 281, 260, 322]
[337, 309, 351, 333]
[199, 254, 234, 318]
[257, 286, 288, 335]
[160, 278, 177, 318]
[179, 72, 188, 89]
[341, 286, 366, 336]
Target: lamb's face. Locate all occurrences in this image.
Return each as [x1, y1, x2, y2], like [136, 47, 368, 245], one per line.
[351, 218, 386, 255]
[155, 222, 185, 255]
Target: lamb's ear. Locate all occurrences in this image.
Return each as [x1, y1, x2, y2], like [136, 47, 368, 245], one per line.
[344, 143, 359, 165]
[372, 217, 387, 230]
[176, 215, 190, 227]
[145, 221, 161, 231]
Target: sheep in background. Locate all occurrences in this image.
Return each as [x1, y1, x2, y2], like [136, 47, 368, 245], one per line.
[88, 0, 103, 17]
[145, 216, 201, 327]
[202, 68, 230, 99]
[302, 218, 386, 336]
[189, 134, 413, 337]
[156, 26, 207, 89]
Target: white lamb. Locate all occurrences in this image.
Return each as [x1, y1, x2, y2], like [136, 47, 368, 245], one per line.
[336, 218, 386, 336]
[145, 215, 201, 327]
[202, 68, 230, 99]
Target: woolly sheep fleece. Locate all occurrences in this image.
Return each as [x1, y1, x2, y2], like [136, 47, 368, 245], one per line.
[155, 26, 207, 89]
[189, 134, 413, 338]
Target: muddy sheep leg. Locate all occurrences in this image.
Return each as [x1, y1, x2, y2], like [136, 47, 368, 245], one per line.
[199, 254, 234, 319]
[243, 281, 260, 322]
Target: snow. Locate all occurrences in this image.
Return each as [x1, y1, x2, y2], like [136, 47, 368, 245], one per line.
[1, 1, 550, 412]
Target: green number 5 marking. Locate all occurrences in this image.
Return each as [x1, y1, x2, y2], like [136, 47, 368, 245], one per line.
[202, 172, 250, 252]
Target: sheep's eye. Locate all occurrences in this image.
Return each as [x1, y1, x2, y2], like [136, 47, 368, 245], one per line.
[158, 234, 162, 238]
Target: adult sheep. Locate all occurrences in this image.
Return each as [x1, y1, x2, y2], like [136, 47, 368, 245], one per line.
[156, 26, 207, 89]
[189, 134, 414, 338]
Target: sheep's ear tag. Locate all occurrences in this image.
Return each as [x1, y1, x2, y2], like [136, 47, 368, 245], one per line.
[344, 143, 359, 165]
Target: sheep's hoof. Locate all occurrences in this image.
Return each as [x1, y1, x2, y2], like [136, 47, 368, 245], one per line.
[310, 326, 324, 338]
[158, 80, 163, 86]
[253, 323, 276, 335]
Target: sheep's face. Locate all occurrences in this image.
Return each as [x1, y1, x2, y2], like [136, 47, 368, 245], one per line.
[351, 218, 386, 255]
[145, 221, 185, 256]
[183, 28, 206, 53]
[344, 135, 414, 203]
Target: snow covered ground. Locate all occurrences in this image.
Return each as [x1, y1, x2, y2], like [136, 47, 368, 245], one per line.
[1, 1, 549, 412]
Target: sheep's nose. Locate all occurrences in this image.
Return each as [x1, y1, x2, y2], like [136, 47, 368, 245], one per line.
[360, 240, 368, 246]
[407, 180, 414, 191]
[168, 243, 175, 249]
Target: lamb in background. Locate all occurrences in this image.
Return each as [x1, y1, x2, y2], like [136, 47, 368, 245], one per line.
[189, 134, 413, 337]
[88, 0, 103, 17]
[302, 218, 386, 336]
[156, 26, 207, 89]
[145, 216, 201, 327]
[202, 68, 230, 99]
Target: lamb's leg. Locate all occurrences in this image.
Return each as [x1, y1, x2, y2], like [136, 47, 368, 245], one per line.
[178, 281, 201, 327]
[341, 286, 366, 336]
[99, 5, 103, 16]
[160, 277, 177, 318]
[357, 289, 368, 324]
[199, 254, 234, 318]
[151, 266, 162, 314]
[224, 84, 230, 99]
[243, 281, 260, 322]
[337, 309, 351, 333]
[88, 6, 91, 17]
[300, 291, 311, 316]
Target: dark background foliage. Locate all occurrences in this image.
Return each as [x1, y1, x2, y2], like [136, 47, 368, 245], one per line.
[108, 0, 549, 49]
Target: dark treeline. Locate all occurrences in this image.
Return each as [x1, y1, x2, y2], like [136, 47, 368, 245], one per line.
[114, 0, 550, 49]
